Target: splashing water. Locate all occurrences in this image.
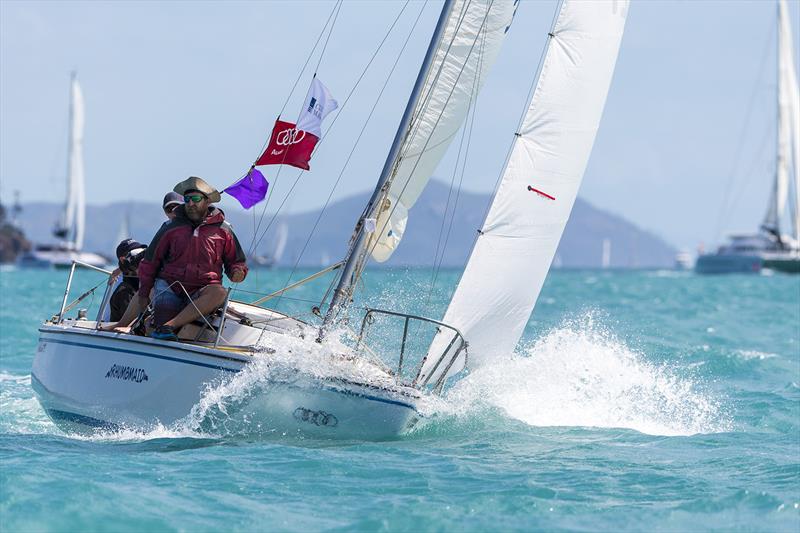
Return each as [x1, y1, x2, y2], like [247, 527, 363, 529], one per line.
[442, 315, 731, 436]
[178, 327, 405, 436]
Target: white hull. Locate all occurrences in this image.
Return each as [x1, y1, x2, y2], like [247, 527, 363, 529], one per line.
[32, 324, 422, 439]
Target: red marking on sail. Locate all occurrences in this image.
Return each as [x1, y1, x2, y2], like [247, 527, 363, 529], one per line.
[527, 185, 555, 201]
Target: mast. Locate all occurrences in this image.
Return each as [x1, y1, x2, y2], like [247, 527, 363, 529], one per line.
[322, 0, 456, 328]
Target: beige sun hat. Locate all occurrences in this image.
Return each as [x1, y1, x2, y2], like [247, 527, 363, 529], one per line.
[173, 176, 221, 203]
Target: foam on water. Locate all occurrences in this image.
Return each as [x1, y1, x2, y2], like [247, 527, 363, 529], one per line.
[178, 327, 405, 435]
[440, 314, 732, 436]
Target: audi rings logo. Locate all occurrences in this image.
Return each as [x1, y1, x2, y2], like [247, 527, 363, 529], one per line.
[293, 407, 338, 428]
[276, 128, 306, 146]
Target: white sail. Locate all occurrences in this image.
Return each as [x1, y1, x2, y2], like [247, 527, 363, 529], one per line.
[777, 0, 800, 239]
[273, 222, 289, 264]
[420, 0, 629, 384]
[61, 76, 86, 250]
[368, 0, 517, 262]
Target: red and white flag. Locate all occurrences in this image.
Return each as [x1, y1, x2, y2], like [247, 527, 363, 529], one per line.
[255, 119, 318, 170]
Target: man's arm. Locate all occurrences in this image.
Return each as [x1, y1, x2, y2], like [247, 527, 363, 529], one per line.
[222, 223, 248, 283]
[137, 223, 173, 298]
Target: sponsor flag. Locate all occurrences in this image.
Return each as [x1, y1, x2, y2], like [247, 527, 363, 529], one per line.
[224, 168, 269, 209]
[296, 77, 338, 137]
[255, 119, 318, 170]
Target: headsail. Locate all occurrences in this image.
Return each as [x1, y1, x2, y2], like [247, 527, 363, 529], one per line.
[325, 0, 515, 326]
[368, 0, 517, 262]
[419, 0, 629, 385]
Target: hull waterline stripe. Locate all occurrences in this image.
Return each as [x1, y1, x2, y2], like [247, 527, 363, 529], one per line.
[37, 339, 420, 412]
[42, 337, 240, 373]
[46, 408, 118, 430]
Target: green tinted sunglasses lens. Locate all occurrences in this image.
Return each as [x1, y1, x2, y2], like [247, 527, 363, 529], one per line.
[184, 194, 204, 203]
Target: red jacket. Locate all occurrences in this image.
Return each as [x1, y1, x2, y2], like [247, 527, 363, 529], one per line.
[137, 206, 248, 297]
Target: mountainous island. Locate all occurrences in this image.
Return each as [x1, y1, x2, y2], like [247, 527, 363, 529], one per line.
[13, 181, 676, 268]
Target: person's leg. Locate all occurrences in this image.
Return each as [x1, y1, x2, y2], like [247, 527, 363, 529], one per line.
[152, 279, 186, 327]
[163, 285, 227, 330]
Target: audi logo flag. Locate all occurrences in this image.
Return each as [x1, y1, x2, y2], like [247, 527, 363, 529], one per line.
[255, 119, 318, 170]
[255, 78, 338, 171]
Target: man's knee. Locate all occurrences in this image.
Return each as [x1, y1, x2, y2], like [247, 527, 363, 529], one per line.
[200, 284, 228, 304]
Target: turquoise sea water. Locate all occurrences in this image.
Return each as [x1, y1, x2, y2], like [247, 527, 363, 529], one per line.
[1, 267, 798, 532]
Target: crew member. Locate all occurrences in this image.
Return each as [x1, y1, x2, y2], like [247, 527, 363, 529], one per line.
[133, 177, 248, 341]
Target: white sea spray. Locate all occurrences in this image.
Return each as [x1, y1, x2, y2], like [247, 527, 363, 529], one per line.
[438, 313, 732, 436]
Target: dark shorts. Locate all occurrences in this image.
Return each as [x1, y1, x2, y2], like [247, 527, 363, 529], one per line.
[152, 278, 201, 326]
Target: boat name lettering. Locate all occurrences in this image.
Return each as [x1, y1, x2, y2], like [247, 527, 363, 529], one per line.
[293, 407, 338, 428]
[105, 364, 149, 383]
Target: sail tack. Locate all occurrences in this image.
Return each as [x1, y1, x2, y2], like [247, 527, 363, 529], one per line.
[368, 0, 517, 262]
[419, 0, 630, 384]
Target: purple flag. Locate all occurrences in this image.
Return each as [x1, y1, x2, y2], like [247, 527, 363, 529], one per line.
[224, 168, 269, 209]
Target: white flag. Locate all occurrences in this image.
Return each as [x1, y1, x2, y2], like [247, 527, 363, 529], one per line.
[296, 77, 338, 137]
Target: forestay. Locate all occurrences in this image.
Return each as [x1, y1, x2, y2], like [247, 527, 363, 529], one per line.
[419, 0, 629, 384]
[368, 0, 517, 262]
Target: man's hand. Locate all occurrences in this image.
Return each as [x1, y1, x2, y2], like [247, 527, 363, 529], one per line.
[229, 269, 245, 283]
[107, 268, 122, 286]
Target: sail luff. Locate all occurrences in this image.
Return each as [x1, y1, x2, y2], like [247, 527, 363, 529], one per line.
[368, 0, 517, 263]
[420, 0, 630, 384]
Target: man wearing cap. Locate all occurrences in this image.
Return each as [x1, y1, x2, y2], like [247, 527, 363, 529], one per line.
[129, 177, 248, 341]
[109, 239, 147, 322]
[162, 191, 183, 221]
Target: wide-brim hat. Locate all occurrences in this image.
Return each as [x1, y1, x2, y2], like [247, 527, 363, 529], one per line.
[173, 176, 221, 203]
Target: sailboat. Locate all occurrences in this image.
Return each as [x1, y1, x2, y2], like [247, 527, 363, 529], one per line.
[31, 0, 629, 437]
[696, 0, 800, 274]
[19, 73, 106, 269]
[250, 221, 288, 268]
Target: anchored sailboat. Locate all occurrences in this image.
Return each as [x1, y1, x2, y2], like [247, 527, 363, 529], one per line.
[32, 0, 629, 437]
[696, 0, 800, 274]
[19, 73, 106, 269]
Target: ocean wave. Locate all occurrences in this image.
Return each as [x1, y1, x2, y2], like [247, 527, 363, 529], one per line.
[436, 314, 732, 436]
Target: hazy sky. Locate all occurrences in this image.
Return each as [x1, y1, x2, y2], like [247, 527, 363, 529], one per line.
[1, 0, 798, 250]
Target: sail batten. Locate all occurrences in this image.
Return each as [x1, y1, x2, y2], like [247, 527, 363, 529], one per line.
[420, 0, 629, 384]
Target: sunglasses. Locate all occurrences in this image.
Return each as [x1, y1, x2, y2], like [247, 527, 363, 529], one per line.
[164, 204, 179, 214]
[183, 194, 207, 204]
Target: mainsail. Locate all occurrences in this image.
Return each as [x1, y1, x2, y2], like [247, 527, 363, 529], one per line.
[419, 0, 630, 384]
[368, 0, 517, 262]
[56, 74, 86, 251]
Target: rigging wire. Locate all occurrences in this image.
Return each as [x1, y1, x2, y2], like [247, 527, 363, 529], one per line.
[247, 0, 416, 259]
[271, 0, 429, 312]
[314, 0, 343, 75]
[360, 0, 496, 273]
[426, 23, 487, 305]
[712, 17, 775, 243]
[247, 0, 416, 260]
[247, 1, 342, 260]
